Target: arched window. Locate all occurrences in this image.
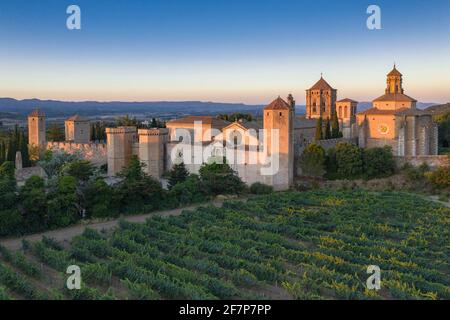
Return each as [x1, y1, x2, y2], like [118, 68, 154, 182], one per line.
[338, 106, 342, 118]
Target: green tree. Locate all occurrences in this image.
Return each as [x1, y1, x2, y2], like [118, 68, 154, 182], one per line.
[325, 147, 338, 179]
[85, 179, 117, 218]
[435, 111, 450, 150]
[0, 141, 6, 165]
[39, 150, 81, 179]
[18, 130, 30, 167]
[116, 115, 138, 127]
[116, 156, 164, 213]
[61, 160, 95, 182]
[0, 162, 22, 236]
[249, 182, 273, 195]
[299, 144, 326, 177]
[169, 174, 207, 206]
[47, 123, 65, 142]
[331, 109, 340, 138]
[199, 161, 245, 195]
[363, 146, 396, 179]
[425, 166, 450, 189]
[315, 117, 323, 141]
[334, 142, 363, 179]
[325, 118, 332, 140]
[167, 162, 189, 189]
[19, 176, 48, 232]
[91, 122, 107, 141]
[47, 175, 79, 228]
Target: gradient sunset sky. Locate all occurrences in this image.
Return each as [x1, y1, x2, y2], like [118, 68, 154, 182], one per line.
[1, 0, 449, 104]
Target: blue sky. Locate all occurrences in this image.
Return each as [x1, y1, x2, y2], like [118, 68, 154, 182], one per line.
[0, 0, 449, 103]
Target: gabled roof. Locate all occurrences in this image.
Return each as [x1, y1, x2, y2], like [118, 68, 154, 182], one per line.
[66, 114, 88, 122]
[223, 121, 261, 132]
[373, 93, 417, 103]
[28, 109, 45, 117]
[387, 66, 402, 77]
[264, 97, 290, 111]
[167, 116, 230, 129]
[357, 107, 429, 116]
[337, 98, 358, 103]
[308, 76, 335, 91]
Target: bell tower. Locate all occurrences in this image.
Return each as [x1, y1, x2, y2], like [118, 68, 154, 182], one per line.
[386, 64, 404, 94]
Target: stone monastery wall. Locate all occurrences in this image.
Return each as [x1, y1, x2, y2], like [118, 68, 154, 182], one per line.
[46, 141, 107, 166]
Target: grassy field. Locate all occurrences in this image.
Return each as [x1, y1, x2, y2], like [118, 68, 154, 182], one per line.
[0, 190, 449, 300]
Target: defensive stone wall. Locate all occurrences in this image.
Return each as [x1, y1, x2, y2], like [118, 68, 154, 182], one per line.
[46, 141, 107, 166]
[394, 155, 449, 169]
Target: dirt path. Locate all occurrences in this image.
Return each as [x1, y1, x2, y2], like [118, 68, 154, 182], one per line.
[0, 201, 224, 251]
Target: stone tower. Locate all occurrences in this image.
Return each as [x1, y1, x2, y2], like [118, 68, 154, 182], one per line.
[106, 126, 137, 176]
[263, 96, 294, 190]
[306, 76, 337, 119]
[28, 109, 46, 147]
[138, 128, 168, 179]
[65, 115, 91, 143]
[385, 65, 404, 94]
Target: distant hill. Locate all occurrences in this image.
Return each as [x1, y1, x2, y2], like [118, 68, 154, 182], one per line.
[425, 103, 450, 116]
[0, 97, 439, 121]
[0, 98, 266, 120]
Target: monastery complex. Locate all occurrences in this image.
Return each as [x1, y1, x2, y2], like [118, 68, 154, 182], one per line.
[26, 66, 439, 190]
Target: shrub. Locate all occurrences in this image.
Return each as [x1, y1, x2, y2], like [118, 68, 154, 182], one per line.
[249, 182, 273, 195]
[425, 166, 450, 189]
[334, 142, 363, 179]
[363, 146, 396, 179]
[199, 161, 245, 195]
[167, 162, 189, 190]
[169, 174, 208, 205]
[299, 144, 326, 178]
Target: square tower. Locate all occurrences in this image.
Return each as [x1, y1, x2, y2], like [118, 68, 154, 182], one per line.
[263, 96, 294, 190]
[28, 109, 46, 147]
[306, 76, 337, 119]
[138, 128, 169, 179]
[106, 126, 137, 176]
[65, 115, 91, 143]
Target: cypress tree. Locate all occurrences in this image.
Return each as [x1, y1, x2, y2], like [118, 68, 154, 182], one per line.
[168, 162, 189, 189]
[6, 138, 15, 162]
[19, 130, 30, 167]
[0, 141, 5, 165]
[331, 109, 340, 138]
[325, 117, 332, 140]
[315, 117, 323, 141]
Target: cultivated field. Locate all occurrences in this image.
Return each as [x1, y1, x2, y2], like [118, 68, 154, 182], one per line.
[0, 190, 449, 300]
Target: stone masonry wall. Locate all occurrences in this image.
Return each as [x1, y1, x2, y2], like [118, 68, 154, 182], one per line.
[46, 141, 107, 166]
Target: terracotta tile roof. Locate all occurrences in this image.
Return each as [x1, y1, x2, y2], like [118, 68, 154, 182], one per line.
[223, 121, 262, 131]
[294, 118, 317, 129]
[357, 107, 430, 116]
[66, 114, 88, 122]
[387, 66, 402, 77]
[373, 93, 417, 103]
[264, 97, 291, 111]
[308, 77, 335, 91]
[337, 98, 358, 103]
[167, 116, 230, 129]
[28, 109, 45, 117]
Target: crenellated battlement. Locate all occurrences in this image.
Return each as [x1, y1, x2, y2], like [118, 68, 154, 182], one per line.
[138, 128, 169, 136]
[105, 126, 137, 134]
[46, 141, 107, 166]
